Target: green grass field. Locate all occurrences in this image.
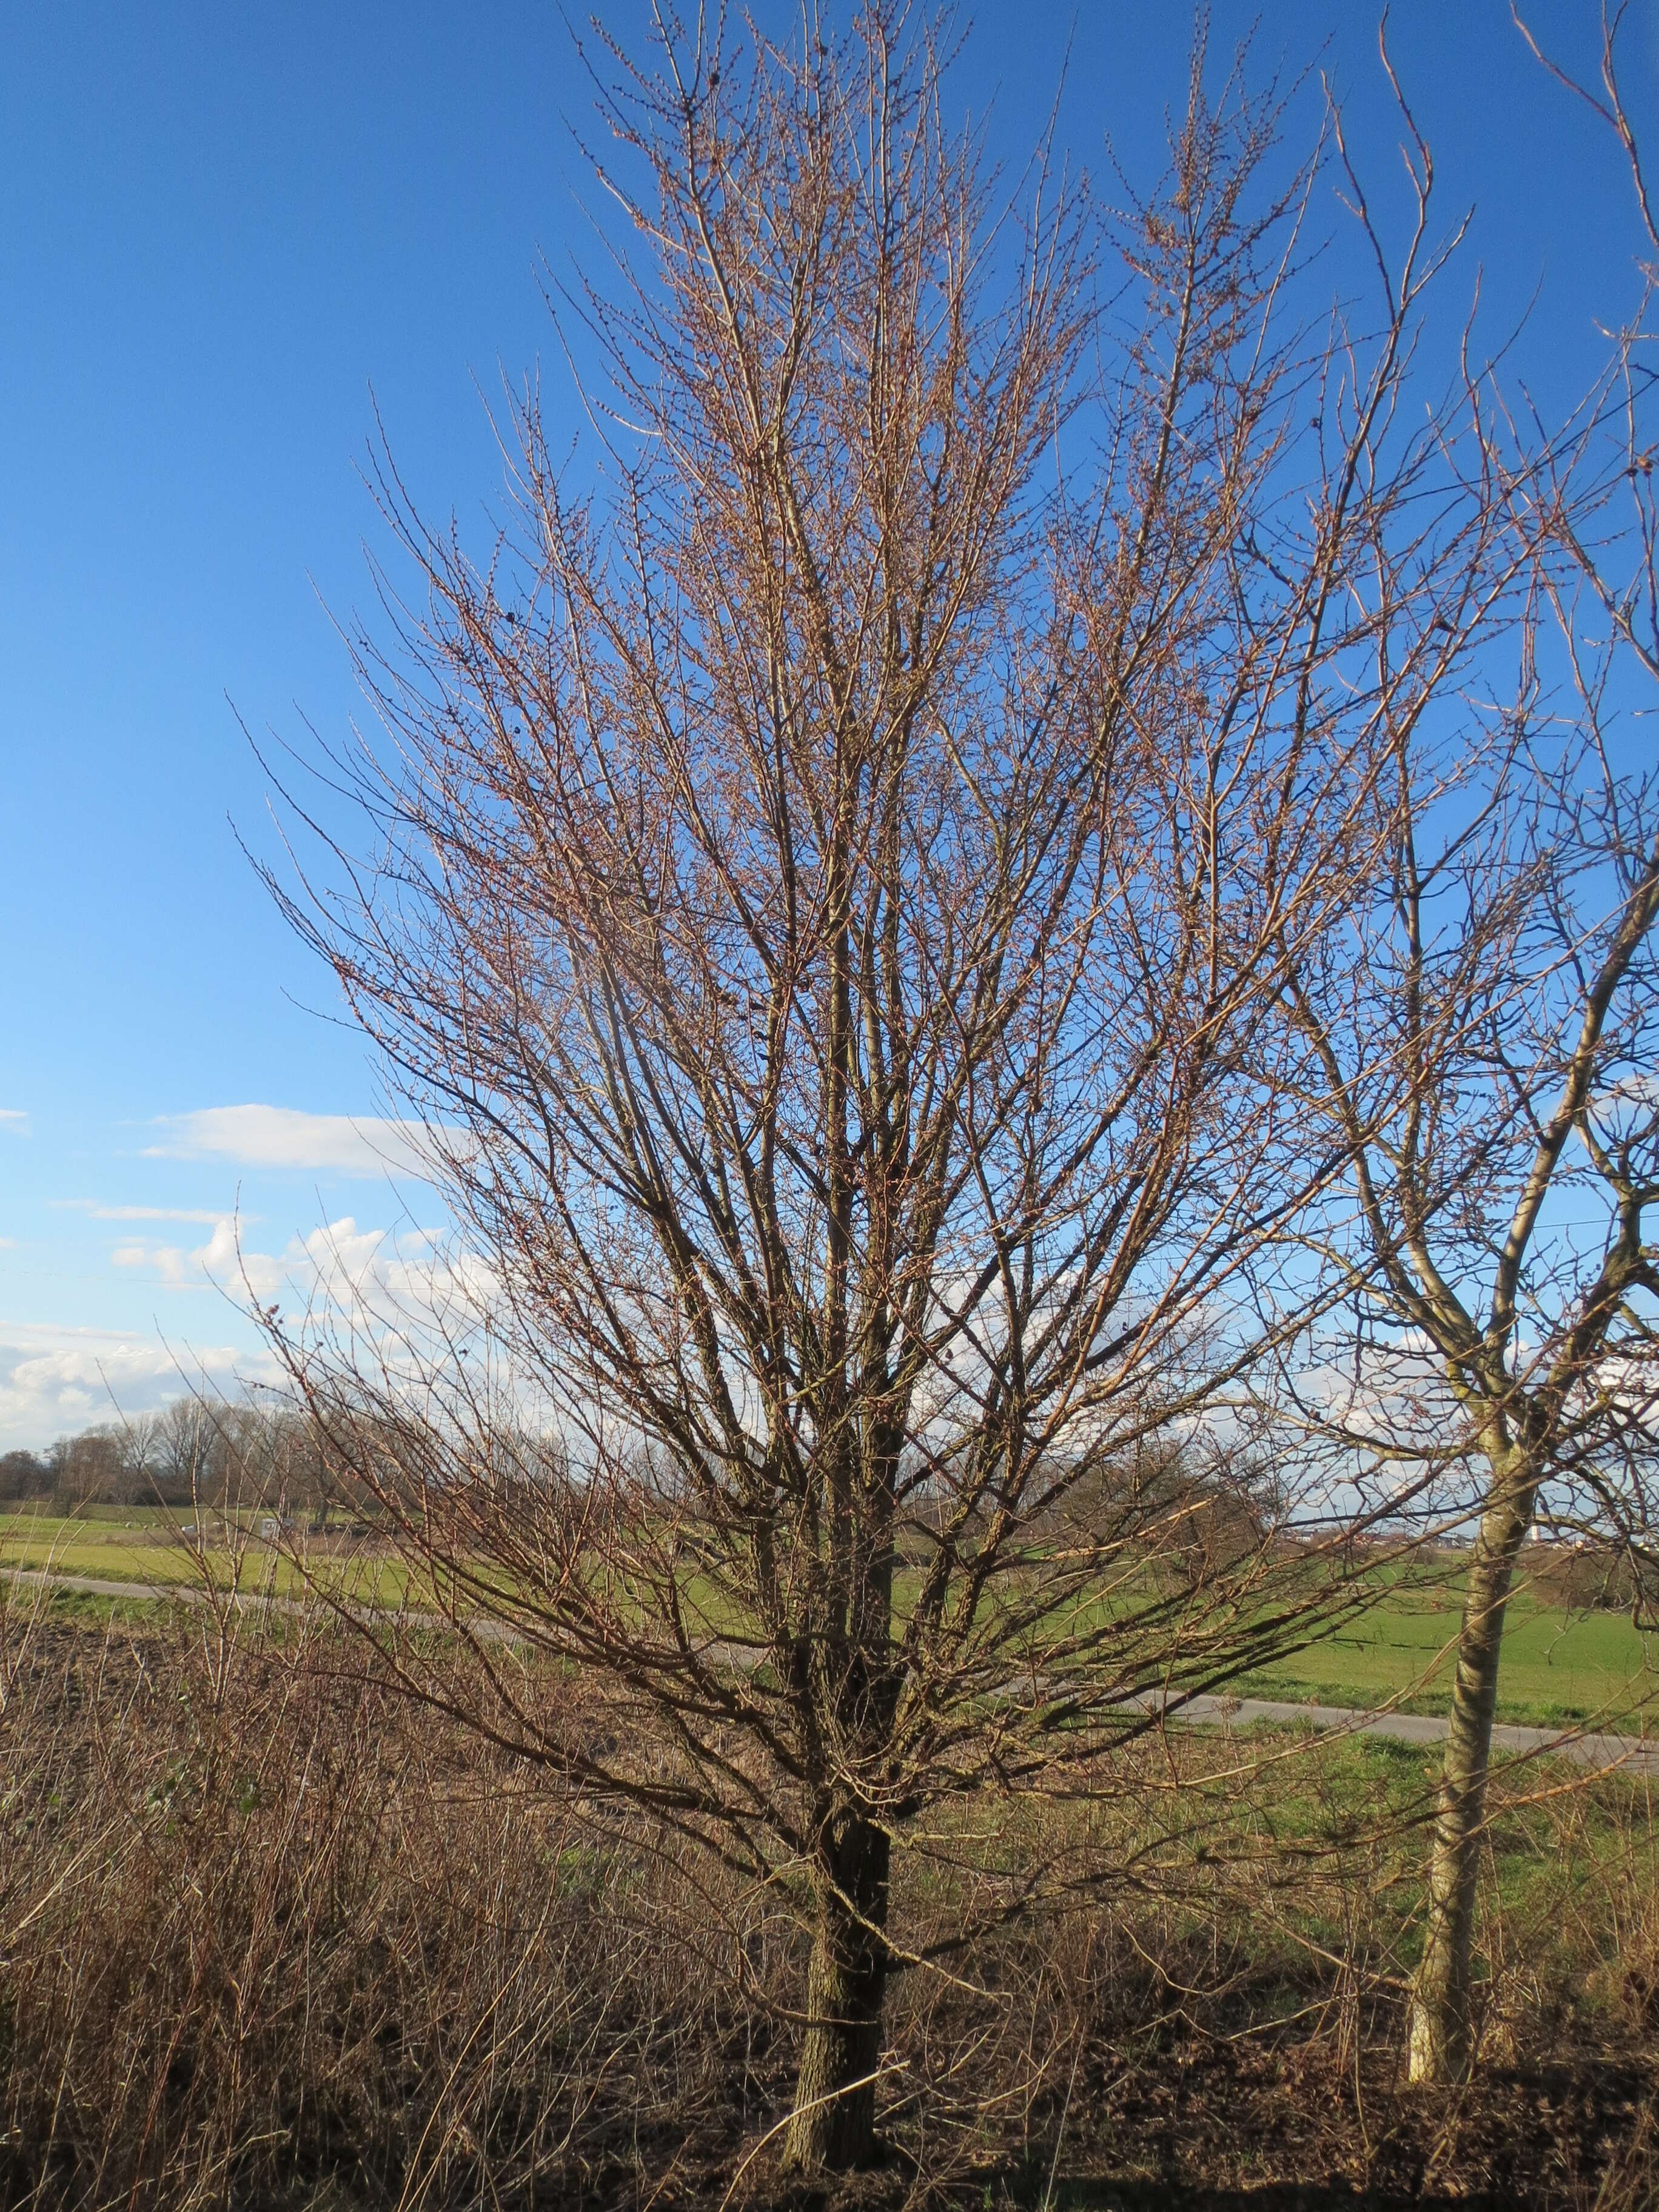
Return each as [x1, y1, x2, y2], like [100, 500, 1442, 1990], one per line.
[0, 1508, 412, 1609]
[1239, 1580, 1659, 1727]
[5, 1507, 1657, 1729]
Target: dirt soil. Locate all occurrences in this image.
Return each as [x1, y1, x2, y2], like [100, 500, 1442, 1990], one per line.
[716, 2043, 1655, 2211]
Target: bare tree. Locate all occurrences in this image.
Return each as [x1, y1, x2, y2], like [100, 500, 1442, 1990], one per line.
[0, 1450, 47, 1503]
[47, 1426, 129, 1512]
[1272, 8, 1659, 2083]
[256, 12, 1522, 2170]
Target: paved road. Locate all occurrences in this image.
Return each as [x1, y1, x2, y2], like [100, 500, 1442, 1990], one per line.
[1130, 1689, 1659, 1775]
[8, 1566, 1658, 1775]
[8, 1567, 213, 1604]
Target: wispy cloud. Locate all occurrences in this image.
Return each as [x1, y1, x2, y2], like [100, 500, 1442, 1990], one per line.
[0, 1109, 30, 1136]
[144, 1105, 451, 1179]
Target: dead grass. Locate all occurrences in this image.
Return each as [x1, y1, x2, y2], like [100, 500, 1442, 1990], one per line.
[0, 1590, 1653, 2210]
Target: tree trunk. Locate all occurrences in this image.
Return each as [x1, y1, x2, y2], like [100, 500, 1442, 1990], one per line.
[1408, 1458, 1535, 2083]
[782, 1815, 891, 2173]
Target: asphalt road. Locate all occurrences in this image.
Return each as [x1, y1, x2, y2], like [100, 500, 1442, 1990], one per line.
[1127, 1689, 1659, 1775]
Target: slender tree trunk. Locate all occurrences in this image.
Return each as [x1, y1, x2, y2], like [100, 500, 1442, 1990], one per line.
[782, 1815, 891, 2172]
[1408, 1453, 1536, 2083]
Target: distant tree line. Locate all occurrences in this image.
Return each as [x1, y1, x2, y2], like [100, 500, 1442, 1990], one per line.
[0, 1404, 374, 1523]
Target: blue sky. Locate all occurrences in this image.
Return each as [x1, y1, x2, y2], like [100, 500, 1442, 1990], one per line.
[0, 0, 1653, 1449]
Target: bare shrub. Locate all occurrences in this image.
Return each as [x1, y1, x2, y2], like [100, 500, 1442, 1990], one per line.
[0, 1615, 768, 2209]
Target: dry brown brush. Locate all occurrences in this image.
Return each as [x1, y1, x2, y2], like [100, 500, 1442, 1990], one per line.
[2, 1592, 1657, 2210]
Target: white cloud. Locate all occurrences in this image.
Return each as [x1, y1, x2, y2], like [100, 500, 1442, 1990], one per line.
[52, 1200, 237, 1225]
[108, 1215, 495, 1334]
[0, 1326, 281, 1452]
[144, 1104, 450, 1179]
[0, 1109, 30, 1136]
[110, 1218, 278, 1298]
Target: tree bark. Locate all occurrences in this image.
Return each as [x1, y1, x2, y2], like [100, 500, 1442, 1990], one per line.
[1407, 1456, 1535, 2083]
[782, 1816, 891, 2173]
